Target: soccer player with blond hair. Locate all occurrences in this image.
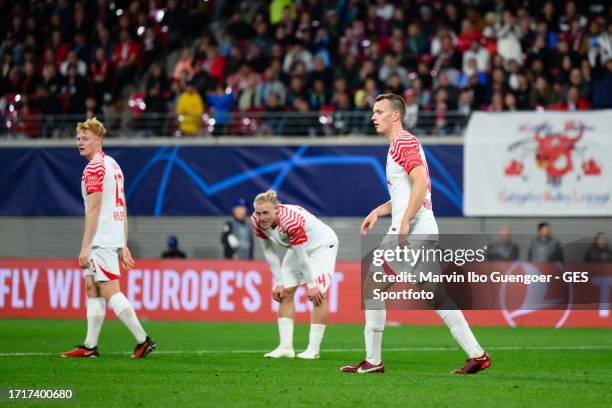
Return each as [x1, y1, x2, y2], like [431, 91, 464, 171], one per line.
[62, 118, 156, 358]
[252, 190, 338, 359]
[340, 94, 491, 374]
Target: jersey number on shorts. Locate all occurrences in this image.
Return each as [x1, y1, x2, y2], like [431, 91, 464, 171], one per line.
[316, 274, 328, 287]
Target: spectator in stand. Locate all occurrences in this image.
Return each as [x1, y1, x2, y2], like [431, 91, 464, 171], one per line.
[144, 83, 168, 136]
[528, 222, 564, 263]
[84, 97, 103, 120]
[487, 227, 520, 261]
[161, 235, 187, 259]
[402, 88, 419, 132]
[504, 92, 519, 111]
[456, 20, 482, 54]
[457, 89, 474, 116]
[584, 232, 611, 263]
[173, 47, 195, 84]
[592, 55, 612, 109]
[530, 76, 559, 107]
[255, 67, 287, 108]
[549, 85, 591, 110]
[206, 83, 235, 136]
[497, 10, 523, 64]
[20, 61, 42, 97]
[61, 63, 88, 114]
[463, 39, 490, 76]
[112, 29, 141, 93]
[142, 27, 162, 71]
[488, 91, 504, 112]
[60, 50, 87, 77]
[90, 47, 113, 106]
[289, 96, 321, 137]
[176, 82, 204, 137]
[163, 0, 190, 50]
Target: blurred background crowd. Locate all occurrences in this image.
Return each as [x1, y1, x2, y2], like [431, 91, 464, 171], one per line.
[1, 0, 611, 137]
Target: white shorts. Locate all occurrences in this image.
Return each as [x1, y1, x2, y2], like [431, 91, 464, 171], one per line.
[83, 247, 121, 282]
[372, 228, 440, 283]
[281, 243, 338, 292]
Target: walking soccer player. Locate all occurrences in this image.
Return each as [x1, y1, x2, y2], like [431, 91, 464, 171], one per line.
[62, 118, 155, 358]
[340, 94, 491, 374]
[251, 190, 338, 359]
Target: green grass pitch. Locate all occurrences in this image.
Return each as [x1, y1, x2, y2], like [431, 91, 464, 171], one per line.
[0, 319, 610, 407]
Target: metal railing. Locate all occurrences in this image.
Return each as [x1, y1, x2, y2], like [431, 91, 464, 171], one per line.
[0, 110, 471, 139]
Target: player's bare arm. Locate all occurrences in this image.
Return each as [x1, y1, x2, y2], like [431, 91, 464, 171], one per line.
[120, 209, 135, 269]
[258, 237, 285, 301]
[399, 165, 428, 245]
[361, 201, 392, 236]
[79, 191, 102, 268]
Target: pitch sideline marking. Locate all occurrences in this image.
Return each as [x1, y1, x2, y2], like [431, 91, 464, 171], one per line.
[1, 345, 611, 357]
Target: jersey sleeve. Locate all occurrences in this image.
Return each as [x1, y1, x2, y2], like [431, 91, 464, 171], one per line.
[250, 214, 268, 239]
[392, 136, 424, 175]
[83, 159, 106, 194]
[280, 208, 308, 245]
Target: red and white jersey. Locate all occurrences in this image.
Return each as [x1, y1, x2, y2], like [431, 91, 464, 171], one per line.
[81, 151, 126, 248]
[386, 130, 438, 234]
[251, 204, 338, 250]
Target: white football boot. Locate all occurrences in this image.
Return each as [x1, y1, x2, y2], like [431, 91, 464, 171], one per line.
[297, 349, 320, 360]
[264, 346, 295, 358]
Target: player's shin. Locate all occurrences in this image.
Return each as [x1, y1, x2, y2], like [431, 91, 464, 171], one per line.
[277, 317, 294, 350]
[364, 299, 386, 365]
[307, 297, 328, 352]
[436, 309, 484, 358]
[84, 297, 106, 348]
[108, 292, 147, 344]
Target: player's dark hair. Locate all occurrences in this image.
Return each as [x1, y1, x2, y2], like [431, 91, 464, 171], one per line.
[375, 93, 406, 119]
[537, 222, 549, 231]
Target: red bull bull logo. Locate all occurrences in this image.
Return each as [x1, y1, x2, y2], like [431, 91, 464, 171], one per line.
[504, 121, 601, 186]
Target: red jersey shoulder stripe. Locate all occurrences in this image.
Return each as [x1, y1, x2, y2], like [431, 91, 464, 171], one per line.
[389, 131, 423, 174]
[278, 205, 308, 245]
[83, 156, 106, 194]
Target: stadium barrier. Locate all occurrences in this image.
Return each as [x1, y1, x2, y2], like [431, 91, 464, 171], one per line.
[0, 259, 609, 328]
[0, 110, 470, 138]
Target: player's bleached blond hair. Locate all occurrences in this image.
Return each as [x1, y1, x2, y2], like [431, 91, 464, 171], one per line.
[253, 190, 279, 207]
[76, 117, 107, 139]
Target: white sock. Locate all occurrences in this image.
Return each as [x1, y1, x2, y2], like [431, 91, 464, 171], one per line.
[307, 324, 326, 352]
[278, 317, 294, 350]
[364, 308, 386, 365]
[108, 293, 147, 344]
[84, 297, 106, 348]
[436, 310, 484, 358]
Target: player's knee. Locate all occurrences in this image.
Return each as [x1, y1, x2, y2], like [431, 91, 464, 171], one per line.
[85, 280, 98, 298]
[365, 323, 384, 332]
[98, 281, 121, 301]
[282, 287, 297, 299]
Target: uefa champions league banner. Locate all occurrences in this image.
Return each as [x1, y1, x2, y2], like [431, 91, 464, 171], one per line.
[464, 111, 612, 216]
[0, 144, 463, 217]
[0, 259, 610, 328]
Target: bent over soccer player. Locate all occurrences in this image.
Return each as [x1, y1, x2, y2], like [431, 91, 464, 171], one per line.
[252, 190, 339, 359]
[62, 118, 156, 359]
[340, 94, 491, 374]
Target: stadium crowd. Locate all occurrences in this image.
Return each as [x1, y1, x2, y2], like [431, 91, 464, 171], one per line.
[1, 0, 611, 137]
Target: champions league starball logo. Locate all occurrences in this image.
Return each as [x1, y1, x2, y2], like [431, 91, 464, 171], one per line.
[503, 121, 601, 187]
[500, 262, 573, 328]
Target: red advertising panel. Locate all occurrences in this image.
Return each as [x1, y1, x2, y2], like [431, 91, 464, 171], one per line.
[0, 259, 609, 328]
